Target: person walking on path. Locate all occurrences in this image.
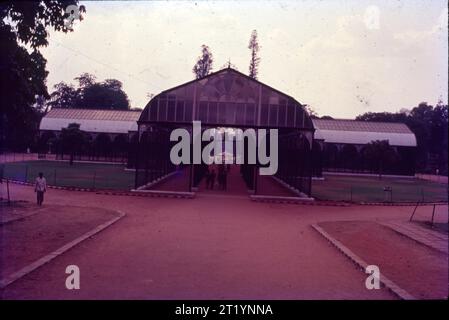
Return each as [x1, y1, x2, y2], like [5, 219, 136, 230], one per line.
[34, 172, 47, 206]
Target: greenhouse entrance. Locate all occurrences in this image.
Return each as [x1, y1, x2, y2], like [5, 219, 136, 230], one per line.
[133, 68, 315, 197]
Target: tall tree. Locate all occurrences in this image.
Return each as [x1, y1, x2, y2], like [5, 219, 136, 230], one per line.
[60, 123, 87, 165]
[356, 102, 448, 174]
[75, 72, 96, 88]
[48, 82, 78, 109]
[0, 1, 85, 152]
[363, 140, 398, 179]
[48, 75, 130, 110]
[248, 29, 261, 79]
[80, 79, 130, 110]
[192, 45, 213, 79]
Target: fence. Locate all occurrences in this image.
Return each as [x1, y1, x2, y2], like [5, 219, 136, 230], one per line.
[311, 175, 449, 203]
[409, 203, 449, 230]
[0, 161, 134, 191]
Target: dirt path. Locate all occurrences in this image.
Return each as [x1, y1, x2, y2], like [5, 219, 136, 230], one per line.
[0, 183, 424, 299]
[0, 203, 119, 279]
[319, 221, 448, 299]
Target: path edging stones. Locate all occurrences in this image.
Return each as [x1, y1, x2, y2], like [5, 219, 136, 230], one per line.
[311, 223, 416, 300]
[0, 210, 126, 289]
[3, 178, 446, 205]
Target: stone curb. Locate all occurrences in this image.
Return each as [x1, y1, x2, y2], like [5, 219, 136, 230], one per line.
[0, 210, 126, 289]
[381, 222, 448, 254]
[1, 179, 194, 199]
[129, 189, 195, 199]
[3, 179, 447, 205]
[311, 223, 416, 300]
[250, 196, 350, 206]
[359, 201, 448, 206]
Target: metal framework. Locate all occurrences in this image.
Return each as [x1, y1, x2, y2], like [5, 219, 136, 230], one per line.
[135, 68, 315, 195]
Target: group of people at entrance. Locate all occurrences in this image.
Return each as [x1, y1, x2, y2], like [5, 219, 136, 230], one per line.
[205, 165, 230, 191]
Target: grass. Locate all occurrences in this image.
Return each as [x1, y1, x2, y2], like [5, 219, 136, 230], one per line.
[1, 160, 134, 190]
[312, 174, 448, 203]
[1, 160, 448, 202]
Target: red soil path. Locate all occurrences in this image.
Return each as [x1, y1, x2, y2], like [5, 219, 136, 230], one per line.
[149, 164, 297, 197]
[3, 183, 441, 299]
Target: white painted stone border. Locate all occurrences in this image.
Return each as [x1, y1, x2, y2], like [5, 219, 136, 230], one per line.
[130, 189, 195, 198]
[0, 210, 126, 289]
[250, 195, 314, 202]
[270, 175, 313, 199]
[135, 171, 178, 190]
[311, 223, 416, 300]
[323, 171, 416, 179]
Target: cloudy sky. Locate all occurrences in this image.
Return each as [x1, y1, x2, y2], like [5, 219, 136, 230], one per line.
[41, 0, 448, 118]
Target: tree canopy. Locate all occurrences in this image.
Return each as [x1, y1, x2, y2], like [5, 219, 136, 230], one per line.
[356, 101, 448, 174]
[363, 140, 398, 178]
[248, 29, 261, 79]
[192, 45, 213, 79]
[60, 123, 88, 165]
[0, 1, 84, 152]
[48, 73, 130, 110]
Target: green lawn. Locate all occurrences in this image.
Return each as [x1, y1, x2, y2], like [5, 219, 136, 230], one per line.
[2, 161, 447, 202]
[1, 160, 134, 190]
[312, 174, 448, 203]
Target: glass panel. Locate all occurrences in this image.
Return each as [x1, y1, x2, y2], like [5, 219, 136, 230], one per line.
[149, 100, 158, 121]
[218, 102, 227, 123]
[176, 101, 184, 122]
[158, 98, 167, 121]
[287, 101, 295, 127]
[184, 100, 193, 121]
[199, 101, 208, 122]
[260, 103, 269, 126]
[167, 99, 176, 122]
[208, 102, 218, 123]
[245, 103, 256, 125]
[296, 107, 304, 127]
[142, 74, 313, 129]
[235, 103, 245, 125]
[269, 104, 278, 127]
[278, 103, 286, 127]
[226, 102, 236, 125]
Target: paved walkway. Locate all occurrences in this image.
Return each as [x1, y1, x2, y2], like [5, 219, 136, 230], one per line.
[382, 220, 448, 254]
[147, 168, 191, 192]
[3, 183, 440, 299]
[148, 165, 297, 197]
[198, 165, 250, 196]
[257, 175, 298, 197]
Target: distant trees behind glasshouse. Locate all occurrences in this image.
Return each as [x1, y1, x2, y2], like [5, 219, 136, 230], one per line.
[356, 101, 448, 175]
[48, 73, 131, 110]
[38, 124, 137, 165]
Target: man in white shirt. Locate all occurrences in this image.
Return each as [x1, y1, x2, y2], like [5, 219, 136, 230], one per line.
[35, 172, 47, 206]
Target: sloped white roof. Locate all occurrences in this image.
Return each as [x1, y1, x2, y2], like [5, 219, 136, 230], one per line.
[312, 119, 417, 147]
[40, 108, 141, 134]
